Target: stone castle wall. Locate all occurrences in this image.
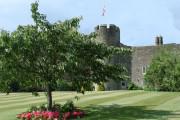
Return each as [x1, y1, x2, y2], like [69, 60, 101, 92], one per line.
[131, 46, 158, 87]
[131, 44, 180, 87]
[95, 24, 180, 90]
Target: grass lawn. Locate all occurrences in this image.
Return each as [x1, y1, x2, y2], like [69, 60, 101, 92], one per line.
[0, 90, 180, 120]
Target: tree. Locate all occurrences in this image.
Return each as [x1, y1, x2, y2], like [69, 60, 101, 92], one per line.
[0, 2, 130, 110]
[144, 47, 180, 91]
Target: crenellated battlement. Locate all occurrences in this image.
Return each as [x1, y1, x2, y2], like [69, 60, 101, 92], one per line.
[95, 24, 120, 46]
[95, 24, 120, 32]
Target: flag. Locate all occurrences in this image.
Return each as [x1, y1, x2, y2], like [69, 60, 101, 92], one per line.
[102, 5, 106, 16]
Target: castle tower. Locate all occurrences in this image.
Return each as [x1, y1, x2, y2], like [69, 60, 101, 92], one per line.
[95, 24, 120, 46]
[94, 24, 127, 90]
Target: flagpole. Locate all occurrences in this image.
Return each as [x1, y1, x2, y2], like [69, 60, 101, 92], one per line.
[101, 0, 108, 25]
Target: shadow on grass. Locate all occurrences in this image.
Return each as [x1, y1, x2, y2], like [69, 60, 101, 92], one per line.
[82, 104, 177, 120]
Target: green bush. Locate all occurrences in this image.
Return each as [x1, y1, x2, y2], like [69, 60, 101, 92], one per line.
[28, 100, 74, 113]
[97, 83, 105, 91]
[61, 100, 75, 113]
[56, 80, 74, 91]
[128, 82, 142, 90]
[28, 104, 48, 112]
[144, 47, 180, 92]
[9, 81, 20, 92]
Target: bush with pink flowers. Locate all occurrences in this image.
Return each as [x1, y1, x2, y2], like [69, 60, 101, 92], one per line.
[16, 111, 59, 120]
[16, 101, 85, 120]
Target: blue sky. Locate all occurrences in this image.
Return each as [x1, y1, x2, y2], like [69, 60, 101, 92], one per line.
[0, 0, 180, 46]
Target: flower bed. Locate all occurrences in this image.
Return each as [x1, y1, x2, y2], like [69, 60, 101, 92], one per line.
[16, 100, 85, 120]
[17, 110, 85, 120]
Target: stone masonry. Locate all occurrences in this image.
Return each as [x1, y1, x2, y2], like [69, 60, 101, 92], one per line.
[95, 24, 180, 90]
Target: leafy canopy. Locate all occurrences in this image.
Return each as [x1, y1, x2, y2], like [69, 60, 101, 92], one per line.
[0, 1, 130, 109]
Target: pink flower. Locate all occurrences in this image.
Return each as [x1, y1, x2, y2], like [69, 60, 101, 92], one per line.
[48, 111, 54, 119]
[21, 113, 26, 119]
[63, 112, 71, 120]
[42, 111, 49, 119]
[17, 110, 61, 120]
[33, 111, 41, 118]
[53, 111, 59, 118]
[72, 111, 84, 118]
[25, 112, 32, 120]
[72, 111, 79, 117]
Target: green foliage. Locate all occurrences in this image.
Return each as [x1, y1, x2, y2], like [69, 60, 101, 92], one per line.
[8, 80, 20, 92]
[144, 47, 180, 91]
[0, 1, 130, 109]
[28, 100, 75, 115]
[56, 80, 74, 91]
[28, 103, 61, 112]
[128, 82, 143, 90]
[28, 105, 39, 112]
[61, 100, 75, 113]
[28, 104, 47, 112]
[97, 83, 105, 91]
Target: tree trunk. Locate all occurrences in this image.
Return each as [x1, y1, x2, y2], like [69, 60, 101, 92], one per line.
[47, 83, 52, 110]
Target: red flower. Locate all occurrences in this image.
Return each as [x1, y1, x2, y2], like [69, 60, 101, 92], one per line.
[72, 111, 84, 118]
[72, 111, 79, 117]
[48, 111, 54, 119]
[53, 111, 59, 118]
[33, 111, 41, 118]
[42, 111, 49, 119]
[21, 113, 26, 119]
[25, 112, 32, 120]
[63, 112, 71, 120]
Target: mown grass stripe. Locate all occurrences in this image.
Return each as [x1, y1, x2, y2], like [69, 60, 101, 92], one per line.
[0, 92, 113, 110]
[0, 94, 75, 108]
[0, 91, 127, 109]
[0, 91, 117, 101]
[0, 92, 76, 104]
[153, 93, 180, 111]
[0, 94, 35, 100]
[0, 92, 74, 100]
[0, 90, 107, 98]
[76, 91, 146, 107]
[75, 91, 134, 104]
[0, 96, 64, 106]
[133, 92, 180, 109]
[0, 96, 74, 112]
[99, 91, 162, 106]
[0, 108, 27, 120]
[1, 91, 180, 120]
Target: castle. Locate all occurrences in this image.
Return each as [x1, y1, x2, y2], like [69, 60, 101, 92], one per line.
[95, 24, 180, 90]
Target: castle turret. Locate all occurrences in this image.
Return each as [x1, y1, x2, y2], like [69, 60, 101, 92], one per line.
[94, 24, 128, 91]
[95, 24, 120, 46]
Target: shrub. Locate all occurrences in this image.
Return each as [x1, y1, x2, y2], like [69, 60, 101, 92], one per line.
[56, 80, 74, 91]
[17, 101, 85, 120]
[97, 83, 105, 91]
[144, 47, 180, 92]
[128, 82, 143, 90]
[16, 111, 59, 120]
[61, 100, 75, 113]
[9, 80, 20, 92]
